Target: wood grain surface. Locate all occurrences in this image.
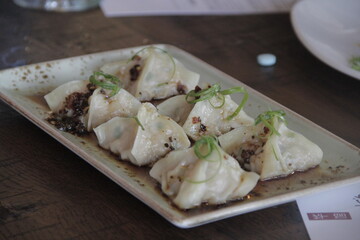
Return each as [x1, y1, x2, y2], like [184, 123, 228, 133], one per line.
[0, 0, 359, 239]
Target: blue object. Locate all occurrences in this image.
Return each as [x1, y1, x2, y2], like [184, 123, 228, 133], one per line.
[257, 54, 276, 66]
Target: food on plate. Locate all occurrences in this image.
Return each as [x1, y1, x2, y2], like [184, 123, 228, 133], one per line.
[218, 110, 323, 180]
[183, 84, 254, 141]
[126, 102, 190, 166]
[45, 72, 141, 134]
[93, 102, 191, 166]
[157, 95, 194, 125]
[45, 80, 96, 135]
[94, 117, 138, 161]
[44, 80, 90, 114]
[43, 46, 323, 209]
[150, 136, 260, 209]
[100, 47, 200, 101]
[86, 87, 141, 131]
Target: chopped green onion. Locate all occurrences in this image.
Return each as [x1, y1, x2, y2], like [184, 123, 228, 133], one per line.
[156, 82, 169, 87]
[131, 116, 145, 130]
[271, 143, 279, 161]
[128, 46, 176, 81]
[186, 136, 222, 184]
[193, 135, 218, 159]
[209, 93, 225, 109]
[89, 71, 122, 97]
[222, 87, 248, 120]
[185, 84, 248, 120]
[350, 56, 360, 71]
[255, 110, 286, 136]
[185, 83, 221, 104]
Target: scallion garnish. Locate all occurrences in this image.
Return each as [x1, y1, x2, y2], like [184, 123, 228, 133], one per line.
[255, 110, 286, 136]
[156, 82, 169, 87]
[128, 46, 176, 82]
[186, 136, 222, 184]
[350, 56, 360, 71]
[185, 84, 248, 120]
[194, 135, 219, 159]
[186, 83, 221, 104]
[89, 71, 121, 97]
[131, 116, 145, 131]
[271, 143, 279, 161]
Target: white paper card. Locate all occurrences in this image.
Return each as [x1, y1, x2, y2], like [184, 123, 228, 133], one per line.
[297, 181, 360, 240]
[101, 0, 299, 17]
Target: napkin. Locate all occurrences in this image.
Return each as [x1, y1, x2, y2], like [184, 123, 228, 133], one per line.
[297, 181, 360, 240]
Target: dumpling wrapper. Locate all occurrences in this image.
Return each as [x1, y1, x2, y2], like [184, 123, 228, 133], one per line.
[86, 88, 141, 131]
[157, 95, 194, 125]
[150, 143, 259, 209]
[183, 95, 254, 141]
[93, 117, 138, 162]
[44, 80, 89, 114]
[99, 60, 127, 78]
[219, 119, 323, 180]
[100, 49, 200, 101]
[130, 102, 191, 166]
[99, 60, 135, 92]
[132, 51, 199, 101]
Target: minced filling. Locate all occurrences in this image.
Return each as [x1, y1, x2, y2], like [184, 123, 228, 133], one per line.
[231, 127, 269, 170]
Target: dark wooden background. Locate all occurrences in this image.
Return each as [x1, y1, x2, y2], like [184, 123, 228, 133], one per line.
[0, 1, 359, 239]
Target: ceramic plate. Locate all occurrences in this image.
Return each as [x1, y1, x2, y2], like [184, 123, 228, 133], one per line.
[0, 45, 359, 228]
[291, 0, 360, 80]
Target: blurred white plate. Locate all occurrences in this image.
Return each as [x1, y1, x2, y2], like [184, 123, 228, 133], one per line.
[291, 0, 360, 80]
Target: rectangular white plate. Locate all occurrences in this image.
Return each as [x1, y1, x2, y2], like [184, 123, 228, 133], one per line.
[0, 44, 359, 228]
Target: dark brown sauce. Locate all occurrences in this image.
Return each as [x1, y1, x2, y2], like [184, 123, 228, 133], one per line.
[176, 83, 187, 94]
[47, 115, 88, 136]
[260, 164, 321, 182]
[129, 64, 141, 81]
[46, 83, 95, 136]
[27, 95, 48, 106]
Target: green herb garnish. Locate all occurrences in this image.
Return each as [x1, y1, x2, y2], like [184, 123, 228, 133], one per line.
[156, 82, 169, 87]
[186, 136, 222, 184]
[131, 116, 145, 131]
[255, 110, 286, 136]
[186, 84, 221, 104]
[186, 83, 248, 120]
[350, 56, 360, 71]
[271, 143, 279, 161]
[89, 71, 121, 97]
[128, 46, 176, 82]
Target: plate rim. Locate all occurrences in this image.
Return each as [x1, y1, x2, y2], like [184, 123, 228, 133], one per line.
[0, 44, 359, 228]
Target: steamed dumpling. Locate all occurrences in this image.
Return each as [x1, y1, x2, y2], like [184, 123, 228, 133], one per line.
[219, 118, 323, 180]
[91, 102, 191, 166]
[150, 140, 259, 209]
[130, 103, 190, 166]
[93, 117, 138, 161]
[183, 95, 254, 141]
[44, 80, 90, 114]
[157, 95, 194, 125]
[132, 50, 199, 101]
[86, 88, 141, 131]
[99, 60, 135, 92]
[100, 47, 200, 101]
[218, 124, 264, 171]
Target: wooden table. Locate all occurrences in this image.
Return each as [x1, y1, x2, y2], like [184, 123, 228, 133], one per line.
[1, 1, 359, 239]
